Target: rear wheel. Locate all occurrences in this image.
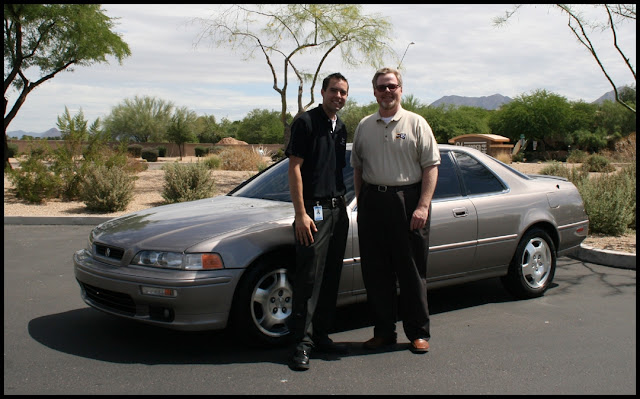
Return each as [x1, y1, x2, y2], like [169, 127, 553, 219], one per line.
[230, 257, 294, 347]
[501, 228, 556, 299]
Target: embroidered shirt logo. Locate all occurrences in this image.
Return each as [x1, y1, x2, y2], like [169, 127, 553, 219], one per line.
[396, 133, 407, 140]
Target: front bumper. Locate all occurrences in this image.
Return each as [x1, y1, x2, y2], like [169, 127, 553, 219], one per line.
[73, 249, 245, 331]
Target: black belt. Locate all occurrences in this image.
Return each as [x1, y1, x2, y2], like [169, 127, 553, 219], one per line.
[304, 196, 345, 208]
[364, 182, 421, 193]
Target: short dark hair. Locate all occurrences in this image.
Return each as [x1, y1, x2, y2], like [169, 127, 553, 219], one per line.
[372, 67, 403, 89]
[322, 72, 349, 91]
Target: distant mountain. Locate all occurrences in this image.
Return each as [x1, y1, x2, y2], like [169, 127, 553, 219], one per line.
[7, 89, 629, 137]
[590, 88, 635, 104]
[7, 127, 60, 139]
[429, 94, 512, 110]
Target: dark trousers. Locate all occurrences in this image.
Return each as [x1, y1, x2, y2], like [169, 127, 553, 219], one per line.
[357, 184, 431, 341]
[289, 203, 349, 351]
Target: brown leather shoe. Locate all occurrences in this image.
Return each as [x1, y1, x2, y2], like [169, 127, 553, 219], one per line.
[363, 336, 397, 350]
[410, 338, 430, 353]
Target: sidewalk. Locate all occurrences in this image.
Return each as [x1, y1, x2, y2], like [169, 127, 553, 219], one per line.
[3, 215, 635, 270]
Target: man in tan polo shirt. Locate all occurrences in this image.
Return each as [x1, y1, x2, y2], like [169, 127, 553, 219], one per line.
[351, 67, 440, 353]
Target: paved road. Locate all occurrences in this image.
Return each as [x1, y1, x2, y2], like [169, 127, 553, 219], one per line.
[4, 225, 636, 395]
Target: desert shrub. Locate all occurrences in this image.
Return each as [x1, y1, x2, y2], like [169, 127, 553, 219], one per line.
[7, 143, 19, 158]
[217, 146, 265, 171]
[616, 163, 636, 230]
[566, 149, 588, 163]
[202, 155, 221, 170]
[80, 164, 136, 212]
[141, 148, 159, 162]
[127, 144, 143, 158]
[539, 161, 589, 182]
[162, 162, 216, 203]
[194, 146, 210, 157]
[257, 161, 270, 173]
[539, 161, 569, 178]
[511, 152, 524, 163]
[6, 153, 61, 203]
[157, 146, 167, 157]
[580, 154, 615, 173]
[271, 148, 286, 162]
[575, 165, 636, 235]
[50, 149, 84, 200]
[599, 132, 636, 163]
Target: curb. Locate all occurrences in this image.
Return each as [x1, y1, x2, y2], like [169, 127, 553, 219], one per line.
[4, 216, 636, 270]
[567, 243, 636, 270]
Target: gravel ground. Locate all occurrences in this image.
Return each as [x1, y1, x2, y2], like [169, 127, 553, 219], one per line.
[4, 158, 635, 254]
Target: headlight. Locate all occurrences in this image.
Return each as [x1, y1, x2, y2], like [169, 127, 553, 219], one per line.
[132, 251, 224, 270]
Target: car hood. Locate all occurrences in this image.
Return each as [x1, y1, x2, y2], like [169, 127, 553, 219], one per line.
[91, 196, 294, 252]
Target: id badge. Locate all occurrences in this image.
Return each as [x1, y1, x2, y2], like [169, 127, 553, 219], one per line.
[313, 205, 323, 221]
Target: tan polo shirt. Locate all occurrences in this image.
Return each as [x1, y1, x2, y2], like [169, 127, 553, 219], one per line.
[351, 106, 440, 186]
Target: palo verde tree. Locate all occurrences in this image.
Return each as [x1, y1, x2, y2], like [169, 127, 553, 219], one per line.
[102, 95, 174, 143]
[494, 4, 636, 114]
[166, 106, 198, 160]
[3, 4, 131, 170]
[193, 4, 394, 146]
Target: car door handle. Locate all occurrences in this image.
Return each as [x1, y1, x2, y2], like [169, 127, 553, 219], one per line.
[452, 207, 469, 218]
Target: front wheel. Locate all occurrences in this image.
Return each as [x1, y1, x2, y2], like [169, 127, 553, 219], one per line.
[230, 257, 294, 347]
[501, 228, 556, 299]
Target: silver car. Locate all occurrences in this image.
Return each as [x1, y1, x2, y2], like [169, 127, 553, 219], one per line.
[73, 144, 589, 346]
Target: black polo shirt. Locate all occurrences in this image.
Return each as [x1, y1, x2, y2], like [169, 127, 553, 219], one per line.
[285, 105, 347, 200]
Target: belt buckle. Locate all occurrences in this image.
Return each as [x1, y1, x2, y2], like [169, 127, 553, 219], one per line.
[377, 185, 388, 192]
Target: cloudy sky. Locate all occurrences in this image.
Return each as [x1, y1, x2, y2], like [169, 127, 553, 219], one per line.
[6, 4, 636, 134]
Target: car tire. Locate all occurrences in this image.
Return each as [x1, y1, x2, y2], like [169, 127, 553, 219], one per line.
[230, 257, 294, 347]
[501, 228, 556, 299]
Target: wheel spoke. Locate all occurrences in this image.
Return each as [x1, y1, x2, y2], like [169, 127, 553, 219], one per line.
[250, 267, 292, 337]
[520, 237, 551, 289]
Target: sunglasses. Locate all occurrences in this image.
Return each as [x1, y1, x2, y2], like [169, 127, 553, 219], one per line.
[375, 84, 401, 92]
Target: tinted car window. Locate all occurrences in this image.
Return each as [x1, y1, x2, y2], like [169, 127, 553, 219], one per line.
[232, 151, 356, 203]
[454, 151, 506, 195]
[433, 151, 462, 200]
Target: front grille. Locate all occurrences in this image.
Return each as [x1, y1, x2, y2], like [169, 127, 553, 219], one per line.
[94, 244, 125, 261]
[80, 282, 136, 316]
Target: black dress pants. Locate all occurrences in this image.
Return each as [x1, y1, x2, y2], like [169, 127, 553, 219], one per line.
[357, 184, 431, 341]
[289, 202, 349, 351]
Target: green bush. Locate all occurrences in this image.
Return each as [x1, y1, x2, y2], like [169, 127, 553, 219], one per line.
[539, 161, 589, 181]
[566, 149, 588, 163]
[511, 152, 524, 163]
[575, 165, 636, 236]
[194, 146, 210, 157]
[127, 144, 143, 158]
[6, 155, 61, 203]
[157, 146, 167, 157]
[580, 154, 615, 173]
[50, 150, 84, 200]
[202, 155, 221, 170]
[270, 148, 286, 162]
[7, 143, 19, 158]
[162, 162, 216, 203]
[80, 164, 136, 212]
[141, 148, 159, 162]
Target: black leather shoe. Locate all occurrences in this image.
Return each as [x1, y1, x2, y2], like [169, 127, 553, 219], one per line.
[315, 339, 349, 354]
[289, 349, 310, 371]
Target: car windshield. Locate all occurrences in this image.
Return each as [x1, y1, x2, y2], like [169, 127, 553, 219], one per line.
[230, 151, 355, 204]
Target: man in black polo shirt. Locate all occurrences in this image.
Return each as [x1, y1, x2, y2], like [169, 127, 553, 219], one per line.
[285, 72, 349, 371]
